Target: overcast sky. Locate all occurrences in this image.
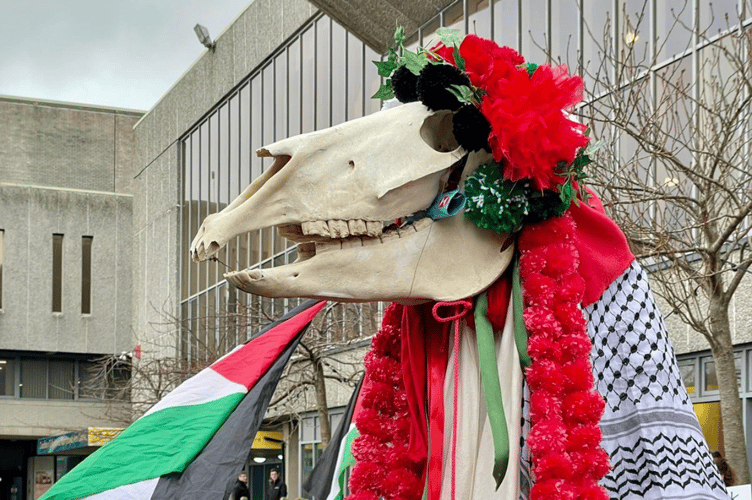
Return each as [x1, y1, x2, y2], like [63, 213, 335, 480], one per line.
[0, 0, 254, 111]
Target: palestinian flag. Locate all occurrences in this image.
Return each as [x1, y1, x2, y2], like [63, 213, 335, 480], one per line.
[41, 300, 327, 500]
[303, 374, 364, 500]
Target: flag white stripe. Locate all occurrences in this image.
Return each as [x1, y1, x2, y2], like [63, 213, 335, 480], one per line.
[142, 367, 246, 418]
[325, 424, 353, 500]
[81, 478, 159, 500]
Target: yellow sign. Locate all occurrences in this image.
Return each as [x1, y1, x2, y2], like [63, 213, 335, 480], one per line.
[87, 427, 123, 447]
[252, 431, 283, 449]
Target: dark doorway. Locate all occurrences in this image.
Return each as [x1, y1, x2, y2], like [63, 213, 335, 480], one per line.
[0, 440, 35, 500]
[249, 460, 283, 500]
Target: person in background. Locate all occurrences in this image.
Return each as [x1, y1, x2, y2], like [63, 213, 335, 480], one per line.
[231, 471, 250, 500]
[712, 451, 736, 487]
[266, 469, 287, 500]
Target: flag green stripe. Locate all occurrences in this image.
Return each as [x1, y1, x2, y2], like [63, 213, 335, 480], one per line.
[41, 392, 245, 500]
[332, 425, 359, 500]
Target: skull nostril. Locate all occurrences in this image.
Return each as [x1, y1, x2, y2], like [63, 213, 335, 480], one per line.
[348, 160, 355, 169]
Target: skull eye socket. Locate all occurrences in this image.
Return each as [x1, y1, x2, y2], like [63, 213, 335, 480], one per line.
[420, 110, 459, 153]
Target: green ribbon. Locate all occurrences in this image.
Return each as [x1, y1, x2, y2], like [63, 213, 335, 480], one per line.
[474, 292, 509, 488]
[513, 256, 532, 369]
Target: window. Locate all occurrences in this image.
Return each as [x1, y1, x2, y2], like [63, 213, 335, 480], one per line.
[52, 234, 63, 312]
[81, 236, 92, 314]
[20, 358, 47, 398]
[0, 354, 127, 400]
[20, 358, 76, 399]
[48, 360, 75, 399]
[678, 361, 696, 394]
[299, 410, 345, 497]
[703, 355, 742, 393]
[0, 358, 15, 396]
[77, 358, 131, 400]
[0, 229, 4, 310]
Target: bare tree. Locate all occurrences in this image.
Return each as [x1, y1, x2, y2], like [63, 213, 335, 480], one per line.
[84, 296, 375, 447]
[579, 0, 752, 482]
[264, 302, 376, 446]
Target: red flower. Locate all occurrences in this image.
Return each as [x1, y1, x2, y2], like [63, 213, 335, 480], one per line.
[528, 419, 568, 454]
[533, 452, 574, 481]
[426, 42, 455, 65]
[481, 64, 589, 191]
[530, 390, 562, 422]
[567, 424, 603, 452]
[527, 334, 562, 362]
[458, 34, 524, 88]
[348, 462, 387, 493]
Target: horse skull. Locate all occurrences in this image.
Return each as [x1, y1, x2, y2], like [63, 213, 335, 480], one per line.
[190, 102, 512, 303]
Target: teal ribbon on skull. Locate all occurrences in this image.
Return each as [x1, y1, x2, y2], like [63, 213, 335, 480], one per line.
[427, 189, 466, 220]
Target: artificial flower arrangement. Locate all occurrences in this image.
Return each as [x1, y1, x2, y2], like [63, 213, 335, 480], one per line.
[347, 27, 611, 500]
[374, 26, 600, 234]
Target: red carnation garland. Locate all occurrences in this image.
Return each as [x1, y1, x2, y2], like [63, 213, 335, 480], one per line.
[519, 211, 611, 500]
[346, 303, 424, 500]
[348, 213, 613, 499]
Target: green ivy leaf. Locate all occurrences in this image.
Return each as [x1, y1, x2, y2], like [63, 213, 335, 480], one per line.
[372, 79, 395, 100]
[447, 85, 476, 105]
[435, 27, 462, 47]
[374, 59, 399, 78]
[584, 140, 604, 156]
[394, 24, 406, 47]
[559, 181, 576, 204]
[403, 49, 429, 75]
[525, 62, 538, 77]
[387, 47, 399, 64]
[453, 44, 466, 72]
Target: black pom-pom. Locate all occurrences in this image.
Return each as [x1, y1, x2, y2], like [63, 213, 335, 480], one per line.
[417, 63, 471, 111]
[392, 66, 419, 103]
[452, 105, 491, 152]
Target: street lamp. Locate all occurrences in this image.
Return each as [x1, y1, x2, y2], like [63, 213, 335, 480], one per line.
[194, 24, 216, 51]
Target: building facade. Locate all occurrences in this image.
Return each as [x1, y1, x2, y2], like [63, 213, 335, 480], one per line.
[132, 0, 752, 497]
[2, 0, 751, 499]
[0, 96, 142, 499]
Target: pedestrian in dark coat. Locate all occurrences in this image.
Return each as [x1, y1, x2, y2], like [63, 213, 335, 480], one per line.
[266, 469, 287, 500]
[231, 472, 250, 500]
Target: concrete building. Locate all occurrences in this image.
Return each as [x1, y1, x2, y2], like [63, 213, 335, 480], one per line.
[0, 96, 142, 499]
[2, 0, 752, 499]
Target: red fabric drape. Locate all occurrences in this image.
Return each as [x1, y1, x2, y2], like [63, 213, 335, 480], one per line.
[569, 192, 635, 306]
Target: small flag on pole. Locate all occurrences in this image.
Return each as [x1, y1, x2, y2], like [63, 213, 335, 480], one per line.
[41, 300, 327, 500]
[303, 374, 364, 500]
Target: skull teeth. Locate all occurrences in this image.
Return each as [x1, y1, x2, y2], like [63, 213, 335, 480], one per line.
[328, 220, 349, 238]
[301, 221, 330, 238]
[301, 219, 383, 239]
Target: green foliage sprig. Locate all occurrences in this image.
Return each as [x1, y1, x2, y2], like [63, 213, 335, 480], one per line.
[465, 141, 601, 234]
[372, 26, 465, 100]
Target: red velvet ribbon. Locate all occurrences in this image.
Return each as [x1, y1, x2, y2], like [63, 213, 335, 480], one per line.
[401, 304, 450, 500]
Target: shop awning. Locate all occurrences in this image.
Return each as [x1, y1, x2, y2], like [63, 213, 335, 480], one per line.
[37, 428, 123, 455]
